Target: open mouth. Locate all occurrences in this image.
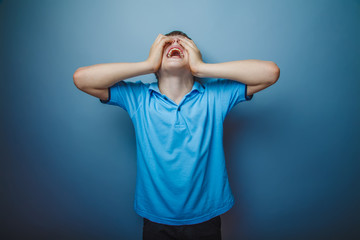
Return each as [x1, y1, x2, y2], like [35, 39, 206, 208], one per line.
[167, 47, 184, 58]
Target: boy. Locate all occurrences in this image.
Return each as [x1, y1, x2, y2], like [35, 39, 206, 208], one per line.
[73, 31, 280, 240]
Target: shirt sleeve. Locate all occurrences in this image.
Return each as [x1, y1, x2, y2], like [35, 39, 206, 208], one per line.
[99, 80, 145, 117]
[206, 79, 253, 119]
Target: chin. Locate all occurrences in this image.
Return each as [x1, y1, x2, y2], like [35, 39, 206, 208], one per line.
[163, 61, 188, 69]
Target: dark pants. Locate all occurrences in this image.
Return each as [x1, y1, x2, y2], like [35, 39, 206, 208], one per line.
[142, 215, 222, 240]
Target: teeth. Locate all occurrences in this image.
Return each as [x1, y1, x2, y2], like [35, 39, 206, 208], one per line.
[167, 48, 184, 58]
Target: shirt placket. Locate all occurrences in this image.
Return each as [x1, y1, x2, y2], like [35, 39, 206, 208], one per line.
[161, 93, 188, 128]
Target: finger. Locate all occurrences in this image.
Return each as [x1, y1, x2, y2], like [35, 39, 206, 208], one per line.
[155, 34, 168, 43]
[179, 38, 195, 51]
[180, 37, 194, 46]
[154, 36, 168, 48]
[180, 39, 202, 58]
[180, 43, 193, 55]
[182, 37, 197, 46]
[181, 38, 198, 50]
[160, 36, 173, 46]
[179, 37, 192, 44]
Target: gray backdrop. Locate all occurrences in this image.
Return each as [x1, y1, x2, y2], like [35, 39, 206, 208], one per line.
[1, 0, 359, 239]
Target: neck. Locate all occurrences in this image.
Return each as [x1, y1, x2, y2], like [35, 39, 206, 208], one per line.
[158, 71, 194, 105]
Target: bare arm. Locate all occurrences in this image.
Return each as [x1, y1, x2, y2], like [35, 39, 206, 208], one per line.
[73, 61, 153, 100]
[178, 38, 280, 96]
[73, 34, 173, 100]
[196, 60, 280, 96]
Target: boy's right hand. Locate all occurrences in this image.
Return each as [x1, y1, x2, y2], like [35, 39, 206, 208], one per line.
[146, 34, 172, 73]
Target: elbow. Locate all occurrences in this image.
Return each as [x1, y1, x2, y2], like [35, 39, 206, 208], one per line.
[73, 67, 87, 90]
[267, 61, 280, 85]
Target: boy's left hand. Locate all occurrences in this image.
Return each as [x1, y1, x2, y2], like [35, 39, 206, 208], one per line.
[179, 38, 204, 76]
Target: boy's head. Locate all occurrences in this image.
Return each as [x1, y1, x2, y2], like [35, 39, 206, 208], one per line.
[155, 30, 193, 81]
[164, 30, 192, 40]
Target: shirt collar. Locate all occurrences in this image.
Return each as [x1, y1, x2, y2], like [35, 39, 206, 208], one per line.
[148, 80, 205, 95]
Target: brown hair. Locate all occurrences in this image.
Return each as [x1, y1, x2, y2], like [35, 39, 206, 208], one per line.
[154, 30, 199, 82]
[164, 30, 192, 40]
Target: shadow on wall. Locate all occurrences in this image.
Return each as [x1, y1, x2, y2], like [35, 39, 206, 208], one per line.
[223, 114, 250, 239]
[222, 107, 282, 239]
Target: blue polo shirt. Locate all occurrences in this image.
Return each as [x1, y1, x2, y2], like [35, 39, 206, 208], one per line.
[100, 79, 253, 225]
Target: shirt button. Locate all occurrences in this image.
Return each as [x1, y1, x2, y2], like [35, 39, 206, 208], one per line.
[177, 107, 181, 111]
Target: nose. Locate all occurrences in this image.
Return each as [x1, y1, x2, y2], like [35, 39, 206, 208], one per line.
[171, 38, 181, 44]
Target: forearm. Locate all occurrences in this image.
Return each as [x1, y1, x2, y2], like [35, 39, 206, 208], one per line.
[195, 59, 279, 86]
[73, 61, 153, 89]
